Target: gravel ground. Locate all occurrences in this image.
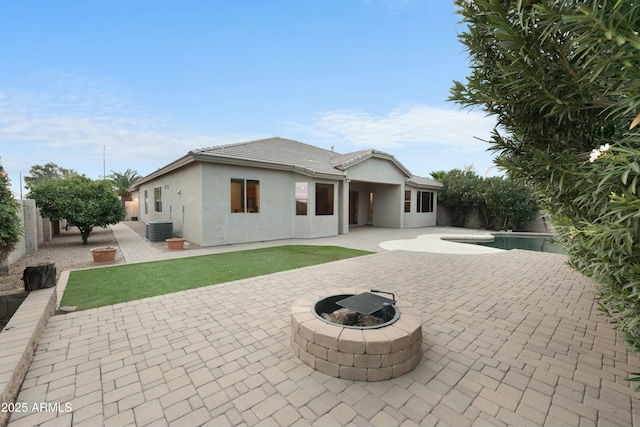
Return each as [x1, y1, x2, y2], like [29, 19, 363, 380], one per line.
[0, 225, 124, 293]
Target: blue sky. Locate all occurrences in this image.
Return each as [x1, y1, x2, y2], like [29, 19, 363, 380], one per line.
[1, 0, 499, 197]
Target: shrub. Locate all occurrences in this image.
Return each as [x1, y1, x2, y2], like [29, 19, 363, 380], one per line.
[0, 166, 22, 260]
[450, 0, 640, 359]
[478, 177, 538, 231]
[438, 168, 483, 227]
[435, 169, 538, 230]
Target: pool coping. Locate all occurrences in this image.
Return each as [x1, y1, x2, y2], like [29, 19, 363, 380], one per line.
[379, 231, 559, 255]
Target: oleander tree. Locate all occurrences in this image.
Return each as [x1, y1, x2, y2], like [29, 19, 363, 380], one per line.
[0, 164, 22, 261]
[30, 176, 125, 245]
[435, 168, 483, 227]
[450, 0, 640, 364]
[478, 177, 539, 231]
[432, 168, 538, 230]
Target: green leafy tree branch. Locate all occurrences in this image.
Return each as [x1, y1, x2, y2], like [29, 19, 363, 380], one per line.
[0, 165, 22, 260]
[450, 0, 640, 366]
[30, 176, 125, 245]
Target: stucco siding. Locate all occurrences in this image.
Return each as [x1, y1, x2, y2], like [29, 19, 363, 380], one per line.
[403, 187, 438, 227]
[303, 179, 340, 238]
[372, 184, 403, 228]
[200, 165, 340, 246]
[345, 157, 406, 184]
[136, 163, 204, 245]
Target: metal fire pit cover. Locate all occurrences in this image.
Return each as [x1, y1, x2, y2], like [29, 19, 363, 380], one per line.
[336, 291, 395, 316]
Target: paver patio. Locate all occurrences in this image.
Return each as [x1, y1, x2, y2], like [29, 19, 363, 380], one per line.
[6, 226, 640, 426]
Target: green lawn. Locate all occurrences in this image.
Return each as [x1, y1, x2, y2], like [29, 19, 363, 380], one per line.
[62, 245, 372, 311]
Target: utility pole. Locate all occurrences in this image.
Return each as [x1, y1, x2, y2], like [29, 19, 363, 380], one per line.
[103, 145, 106, 180]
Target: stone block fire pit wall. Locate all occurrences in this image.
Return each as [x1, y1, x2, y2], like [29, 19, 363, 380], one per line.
[290, 288, 422, 381]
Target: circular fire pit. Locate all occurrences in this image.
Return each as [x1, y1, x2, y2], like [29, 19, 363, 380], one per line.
[291, 288, 422, 381]
[313, 294, 400, 329]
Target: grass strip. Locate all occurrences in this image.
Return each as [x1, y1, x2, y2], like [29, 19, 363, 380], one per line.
[62, 245, 372, 310]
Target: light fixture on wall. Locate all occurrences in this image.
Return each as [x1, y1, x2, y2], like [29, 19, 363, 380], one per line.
[176, 189, 182, 196]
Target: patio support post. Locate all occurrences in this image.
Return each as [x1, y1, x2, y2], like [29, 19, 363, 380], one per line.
[338, 179, 349, 235]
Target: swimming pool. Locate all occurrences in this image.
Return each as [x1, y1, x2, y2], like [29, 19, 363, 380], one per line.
[476, 235, 564, 254]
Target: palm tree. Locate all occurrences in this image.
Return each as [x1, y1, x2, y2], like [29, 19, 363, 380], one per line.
[109, 169, 142, 206]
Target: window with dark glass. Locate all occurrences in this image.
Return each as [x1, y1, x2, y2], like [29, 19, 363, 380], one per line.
[404, 190, 411, 213]
[316, 183, 334, 215]
[154, 187, 162, 212]
[417, 191, 434, 213]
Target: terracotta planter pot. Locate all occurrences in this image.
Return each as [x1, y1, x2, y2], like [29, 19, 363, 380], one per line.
[91, 247, 118, 264]
[166, 238, 186, 250]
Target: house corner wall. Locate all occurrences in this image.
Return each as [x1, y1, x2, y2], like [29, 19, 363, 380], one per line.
[403, 187, 438, 228]
[136, 163, 204, 246]
[372, 185, 403, 228]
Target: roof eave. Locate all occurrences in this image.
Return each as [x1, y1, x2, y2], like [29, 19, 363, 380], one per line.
[406, 178, 444, 190]
[128, 154, 196, 191]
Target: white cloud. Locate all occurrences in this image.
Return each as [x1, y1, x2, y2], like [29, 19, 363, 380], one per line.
[0, 81, 258, 197]
[0, 85, 250, 174]
[288, 104, 497, 151]
[1, 92, 177, 159]
[0, 76, 500, 197]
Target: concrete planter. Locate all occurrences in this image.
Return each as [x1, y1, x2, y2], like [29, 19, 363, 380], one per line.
[90, 247, 118, 264]
[166, 238, 186, 250]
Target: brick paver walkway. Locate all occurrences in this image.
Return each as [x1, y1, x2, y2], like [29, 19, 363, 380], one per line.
[7, 231, 640, 426]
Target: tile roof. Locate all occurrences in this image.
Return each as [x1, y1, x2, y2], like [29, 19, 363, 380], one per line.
[193, 137, 419, 177]
[192, 137, 342, 176]
[407, 175, 443, 189]
[133, 137, 442, 189]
